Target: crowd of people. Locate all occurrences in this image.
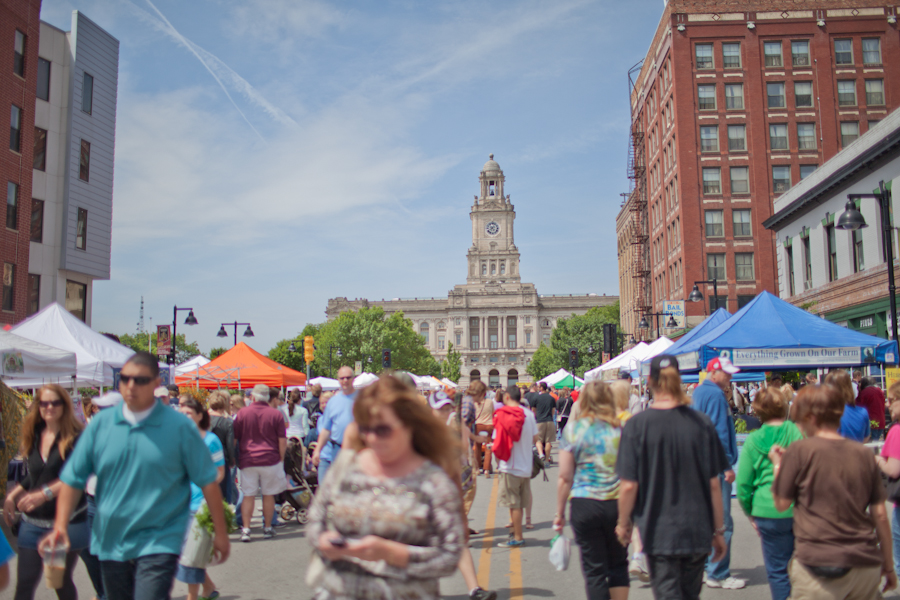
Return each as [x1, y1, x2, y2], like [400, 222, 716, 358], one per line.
[2, 351, 900, 600]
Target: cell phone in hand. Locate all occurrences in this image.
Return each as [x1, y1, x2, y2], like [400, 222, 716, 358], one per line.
[330, 536, 347, 548]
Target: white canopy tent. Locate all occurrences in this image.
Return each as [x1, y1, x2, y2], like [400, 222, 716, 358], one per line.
[353, 372, 379, 389]
[0, 330, 78, 388]
[307, 376, 340, 391]
[584, 343, 651, 381]
[12, 303, 134, 386]
[441, 378, 458, 389]
[538, 369, 574, 387]
[175, 355, 211, 376]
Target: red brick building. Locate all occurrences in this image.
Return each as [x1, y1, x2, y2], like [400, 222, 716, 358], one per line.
[0, 0, 41, 324]
[618, 0, 900, 339]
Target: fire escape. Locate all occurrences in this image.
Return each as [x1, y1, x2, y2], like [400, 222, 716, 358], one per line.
[627, 61, 651, 338]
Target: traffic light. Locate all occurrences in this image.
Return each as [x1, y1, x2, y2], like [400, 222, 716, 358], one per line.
[569, 348, 579, 369]
[382, 349, 392, 369]
[303, 336, 315, 363]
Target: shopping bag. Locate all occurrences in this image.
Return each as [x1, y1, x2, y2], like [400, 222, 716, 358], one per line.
[179, 511, 215, 569]
[548, 532, 571, 571]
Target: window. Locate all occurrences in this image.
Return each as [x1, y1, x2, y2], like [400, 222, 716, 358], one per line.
[455, 333, 461, 346]
[797, 123, 816, 150]
[82, 73, 93, 114]
[6, 182, 17, 230]
[481, 263, 486, 276]
[36, 58, 50, 101]
[786, 246, 795, 296]
[733, 209, 751, 236]
[9, 105, 21, 153]
[488, 317, 498, 349]
[865, 80, 884, 105]
[469, 317, 479, 349]
[869, 119, 881, 129]
[773, 166, 791, 193]
[769, 124, 788, 150]
[826, 225, 837, 282]
[730, 166, 749, 194]
[834, 39, 853, 65]
[700, 126, 719, 152]
[738, 295, 755, 309]
[705, 210, 724, 237]
[2, 263, 14, 311]
[507, 316, 517, 348]
[698, 85, 716, 110]
[66, 280, 86, 321]
[419, 322, 429, 344]
[862, 38, 881, 65]
[542, 332, 550, 345]
[525, 331, 532, 345]
[764, 41, 783, 67]
[801, 236, 812, 289]
[707, 254, 726, 280]
[767, 83, 785, 108]
[735, 253, 754, 280]
[500, 262, 506, 275]
[30, 199, 42, 242]
[725, 84, 744, 110]
[837, 80, 856, 106]
[792, 40, 810, 66]
[722, 43, 741, 68]
[437, 335, 444, 350]
[490, 263, 496, 275]
[31, 127, 47, 172]
[795, 81, 813, 108]
[853, 228, 865, 273]
[79, 140, 90, 181]
[696, 44, 714, 69]
[727, 125, 746, 151]
[13, 31, 25, 77]
[841, 122, 859, 146]
[27, 273, 39, 316]
[76, 208, 87, 250]
[702, 168, 721, 195]
[525, 316, 531, 324]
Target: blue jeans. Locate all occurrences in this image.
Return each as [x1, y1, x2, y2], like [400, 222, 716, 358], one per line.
[318, 457, 332, 485]
[81, 495, 106, 600]
[755, 517, 793, 600]
[101, 553, 179, 600]
[706, 475, 733, 581]
[893, 505, 900, 577]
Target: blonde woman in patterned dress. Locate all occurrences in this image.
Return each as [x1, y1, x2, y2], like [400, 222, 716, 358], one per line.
[308, 376, 465, 600]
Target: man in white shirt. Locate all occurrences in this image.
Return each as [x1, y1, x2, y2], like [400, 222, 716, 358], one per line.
[496, 386, 540, 548]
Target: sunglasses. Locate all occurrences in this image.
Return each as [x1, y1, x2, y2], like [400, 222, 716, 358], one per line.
[119, 375, 154, 386]
[358, 424, 394, 439]
[39, 400, 64, 409]
[338, 376, 353, 381]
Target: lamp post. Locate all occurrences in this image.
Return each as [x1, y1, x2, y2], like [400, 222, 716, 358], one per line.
[329, 345, 342, 378]
[217, 322, 254, 346]
[639, 312, 678, 340]
[689, 279, 721, 311]
[837, 180, 899, 345]
[171, 306, 198, 365]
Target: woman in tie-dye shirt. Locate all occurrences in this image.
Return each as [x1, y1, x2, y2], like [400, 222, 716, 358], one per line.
[553, 381, 628, 600]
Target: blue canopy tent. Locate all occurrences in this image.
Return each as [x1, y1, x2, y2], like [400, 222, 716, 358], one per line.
[687, 292, 898, 371]
[650, 308, 732, 371]
[681, 371, 766, 384]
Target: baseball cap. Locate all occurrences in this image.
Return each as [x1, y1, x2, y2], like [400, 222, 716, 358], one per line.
[153, 386, 168, 398]
[93, 392, 123, 409]
[428, 390, 453, 410]
[706, 356, 741, 374]
[649, 354, 680, 381]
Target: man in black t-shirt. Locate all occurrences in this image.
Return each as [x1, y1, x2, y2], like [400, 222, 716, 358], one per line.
[531, 383, 557, 463]
[523, 384, 539, 409]
[616, 355, 728, 600]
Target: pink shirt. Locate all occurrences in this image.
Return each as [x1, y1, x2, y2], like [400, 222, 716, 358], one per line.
[233, 402, 286, 468]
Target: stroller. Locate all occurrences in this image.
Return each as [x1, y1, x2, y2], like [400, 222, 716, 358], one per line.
[278, 437, 317, 524]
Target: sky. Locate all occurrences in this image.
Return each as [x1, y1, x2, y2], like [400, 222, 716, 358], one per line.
[39, 0, 666, 356]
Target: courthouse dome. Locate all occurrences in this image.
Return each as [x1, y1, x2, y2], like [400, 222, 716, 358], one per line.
[482, 154, 502, 174]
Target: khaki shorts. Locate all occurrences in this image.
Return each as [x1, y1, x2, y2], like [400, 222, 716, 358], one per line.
[789, 561, 881, 600]
[537, 422, 556, 444]
[499, 473, 532, 509]
[239, 463, 287, 496]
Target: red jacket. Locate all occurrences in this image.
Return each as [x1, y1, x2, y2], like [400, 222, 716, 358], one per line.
[492, 405, 525, 462]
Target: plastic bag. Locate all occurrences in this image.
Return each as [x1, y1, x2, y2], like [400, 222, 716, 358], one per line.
[179, 512, 214, 569]
[548, 532, 571, 571]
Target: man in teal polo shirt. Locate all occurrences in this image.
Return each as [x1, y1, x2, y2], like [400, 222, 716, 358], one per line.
[41, 352, 230, 600]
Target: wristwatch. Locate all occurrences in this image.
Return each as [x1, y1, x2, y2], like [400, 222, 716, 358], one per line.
[41, 484, 54, 500]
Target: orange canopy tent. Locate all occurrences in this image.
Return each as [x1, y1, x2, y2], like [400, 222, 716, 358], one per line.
[174, 342, 306, 389]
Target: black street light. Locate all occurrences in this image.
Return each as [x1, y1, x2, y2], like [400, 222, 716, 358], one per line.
[217, 322, 254, 346]
[329, 345, 343, 378]
[170, 306, 198, 365]
[640, 312, 678, 340]
[689, 279, 721, 311]
[837, 180, 898, 345]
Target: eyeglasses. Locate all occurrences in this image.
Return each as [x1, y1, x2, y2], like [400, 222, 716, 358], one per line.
[338, 376, 353, 381]
[358, 424, 394, 439]
[119, 375, 154, 386]
[39, 400, 64, 409]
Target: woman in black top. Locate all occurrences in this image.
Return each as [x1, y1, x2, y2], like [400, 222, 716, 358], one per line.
[3, 384, 88, 600]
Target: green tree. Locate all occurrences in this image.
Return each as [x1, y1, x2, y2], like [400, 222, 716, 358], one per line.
[209, 347, 228, 360]
[267, 323, 323, 372]
[440, 342, 463, 383]
[525, 302, 621, 379]
[118, 332, 201, 364]
[526, 342, 557, 380]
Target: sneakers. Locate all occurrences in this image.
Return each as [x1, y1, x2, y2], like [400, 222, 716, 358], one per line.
[263, 527, 275, 539]
[240, 528, 251, 543]
[199, 592, 220, 600]
[470, 588, 498, 600]
[498, 538, 525, 548]
[706, 577, 747, 589]
[628, 558, 650, 583]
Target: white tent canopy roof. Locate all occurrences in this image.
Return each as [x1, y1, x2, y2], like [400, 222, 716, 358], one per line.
[584, 343, 651, 381]
[538, 369, 573, 386]
[175, 355, 211, 376]
[353, 372, 379, 389]
[0, 330, 78, 388]
[308, 376, 340, 391]
[441, 378, 458, 388]
[12, 303, 134, 386]
[644, 337, 675, 359]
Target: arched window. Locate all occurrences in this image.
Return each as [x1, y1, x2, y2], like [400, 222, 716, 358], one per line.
[489, 369, 500, 387]
[507, 369, 519, 387]
[420, 322, 429, 344]
[491, 263, 496, 275]
[500, 262, 506, 275]
[489, 181, 496, 196]
[482, 263, 487, 276]
[470, 369, 482, 381]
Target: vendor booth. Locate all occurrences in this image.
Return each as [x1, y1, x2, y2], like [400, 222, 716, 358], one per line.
[175, 342, 307, 389]
[0, 330, 77, 387]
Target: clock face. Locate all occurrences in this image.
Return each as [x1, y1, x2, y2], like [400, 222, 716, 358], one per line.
[485, 221, 500, 236]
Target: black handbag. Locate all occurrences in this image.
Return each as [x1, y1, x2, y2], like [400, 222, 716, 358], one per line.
[887, 476, 900, 504]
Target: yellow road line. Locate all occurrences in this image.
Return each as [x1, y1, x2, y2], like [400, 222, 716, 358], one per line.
[509, 541, 523, 599]
[477, 476, 500, 589]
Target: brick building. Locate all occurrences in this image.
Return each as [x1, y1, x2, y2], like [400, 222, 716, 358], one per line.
[618, 0, 900, 339]
[0, 0, 41, 324]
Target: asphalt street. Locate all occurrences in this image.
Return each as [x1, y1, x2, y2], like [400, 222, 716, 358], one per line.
[7, 454, 898, 599]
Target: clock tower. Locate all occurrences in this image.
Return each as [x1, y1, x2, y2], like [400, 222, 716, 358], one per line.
[467, 155, 521, 285]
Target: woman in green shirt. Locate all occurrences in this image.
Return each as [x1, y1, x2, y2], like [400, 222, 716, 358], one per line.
[736, 387, 803, 600]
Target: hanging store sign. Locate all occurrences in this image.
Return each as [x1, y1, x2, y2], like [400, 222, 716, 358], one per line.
[716, 346, 877, 368]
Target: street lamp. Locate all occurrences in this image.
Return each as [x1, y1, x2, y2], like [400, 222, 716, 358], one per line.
[689, 279, 721, 310]
[837, 180, 898, 344]
[640, 312, 677, 340]
[170, 306, 198, 365]
[217, 322, 254, 346]
[329, 345, 342, 378]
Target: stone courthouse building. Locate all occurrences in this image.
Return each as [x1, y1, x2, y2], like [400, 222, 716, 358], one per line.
[327, 156, 617, 388]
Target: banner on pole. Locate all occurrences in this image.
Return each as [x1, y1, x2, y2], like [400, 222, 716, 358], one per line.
[664, 301, 685, 328]
[157, 325, 173, 358]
